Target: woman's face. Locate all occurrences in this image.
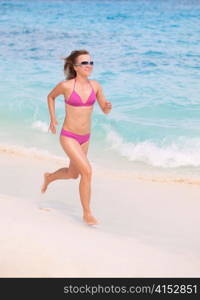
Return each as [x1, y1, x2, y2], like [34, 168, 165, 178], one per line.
[74, 54, 93, 77]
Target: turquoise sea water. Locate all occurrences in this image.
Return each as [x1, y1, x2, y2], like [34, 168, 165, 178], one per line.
[1, 0, 200, 181]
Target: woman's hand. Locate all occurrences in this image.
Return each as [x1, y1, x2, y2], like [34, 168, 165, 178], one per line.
[103, 101, 112, 114]
[48, 119, 58, 134]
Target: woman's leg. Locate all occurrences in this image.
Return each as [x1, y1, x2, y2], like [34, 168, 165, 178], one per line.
[59, 135, 98, 225]
[41, 134, 90, 193]
[41, 159, 80, 193]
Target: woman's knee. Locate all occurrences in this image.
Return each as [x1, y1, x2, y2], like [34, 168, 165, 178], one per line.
[80, 165, 92, 179]
[71, 173, 79, 179]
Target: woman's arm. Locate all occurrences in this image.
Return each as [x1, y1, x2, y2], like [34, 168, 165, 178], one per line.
[47, 81, 65, 134]
[47, 81, 65, 121]
[94, 81, 112, 114]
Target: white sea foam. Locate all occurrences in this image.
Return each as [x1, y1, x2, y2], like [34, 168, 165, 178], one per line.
[103, 125, 200, 168]
[31, 120, 49, 133]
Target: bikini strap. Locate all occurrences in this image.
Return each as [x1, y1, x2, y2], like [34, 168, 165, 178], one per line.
[88, 79, 93, 90]
[73, 78, 93, 91]
[73, 78, 76, 90]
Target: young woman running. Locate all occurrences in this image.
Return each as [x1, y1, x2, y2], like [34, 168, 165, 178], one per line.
[41, 50, 112, 225]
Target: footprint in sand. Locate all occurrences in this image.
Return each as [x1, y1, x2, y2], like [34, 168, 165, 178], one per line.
[39, 207, 51, 212]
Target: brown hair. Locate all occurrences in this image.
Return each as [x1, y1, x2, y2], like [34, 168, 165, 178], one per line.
[63, 49, 90, 80]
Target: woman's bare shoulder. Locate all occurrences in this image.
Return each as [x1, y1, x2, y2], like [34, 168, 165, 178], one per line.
[90, 79, 99, 85]
[90, 79, 101, 90]
[61, 79, 74, 88]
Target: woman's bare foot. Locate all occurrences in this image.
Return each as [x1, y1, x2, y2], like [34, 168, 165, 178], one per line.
[83, 213, 99, 226]
[41, 173, 51, 193]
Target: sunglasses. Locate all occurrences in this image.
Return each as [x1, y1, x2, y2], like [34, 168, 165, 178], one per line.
[74, 61, 94, 66]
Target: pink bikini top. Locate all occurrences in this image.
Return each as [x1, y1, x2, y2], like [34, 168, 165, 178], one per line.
[64, 78, 96, 107]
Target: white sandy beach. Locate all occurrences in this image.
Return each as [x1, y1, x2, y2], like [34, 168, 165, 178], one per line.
[0, 150, 200, 277]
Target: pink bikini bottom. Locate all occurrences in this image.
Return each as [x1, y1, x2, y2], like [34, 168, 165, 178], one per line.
[60, 128, 90, 145]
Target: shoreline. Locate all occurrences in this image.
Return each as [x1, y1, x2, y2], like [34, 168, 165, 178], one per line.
[1, 143, 200, 186]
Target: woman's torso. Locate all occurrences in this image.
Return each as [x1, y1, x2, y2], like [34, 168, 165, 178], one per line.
[62, 78, 97, 135]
